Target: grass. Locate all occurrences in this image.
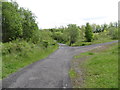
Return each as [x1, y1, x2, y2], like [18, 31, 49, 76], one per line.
[74, 52, 95, 59]
[72, 32, 116, 46]
[72, 38, 115, 46]
[70, 43, 118, 88]
[2, 41, 58, 79]
[69, 69, 77, 78]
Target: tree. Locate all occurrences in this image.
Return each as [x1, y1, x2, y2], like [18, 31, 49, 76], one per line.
[2, 2, 23, 42]
[67, 24, 79, 46]
[19, 8, 38, 40]
[114, 22, 118, 28]
[80, 25, 85, 39]
[103, 23, 108, 31]
[109, 22, 114, 27]
[92, 24, 97, 33]
[2, 1, 39, 42]
[96, 25, 101, 32]
[85, 23, 93, 42]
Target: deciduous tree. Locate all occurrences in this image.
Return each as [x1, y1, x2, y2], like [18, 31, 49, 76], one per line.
[85, 23, 93, 42]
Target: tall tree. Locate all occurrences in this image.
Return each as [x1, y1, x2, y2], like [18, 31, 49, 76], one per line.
[103, 23, 108, 31]
[19, 8, 38, 40]
[85, 23, 93, 42]
[2, 2, 23, 42]
[67, 24, 79, 46]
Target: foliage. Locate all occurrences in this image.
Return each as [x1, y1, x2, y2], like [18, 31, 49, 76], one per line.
[67, 24, 79, 46]
[2, 1, 39, 42]
[31, 30, 54, 46]
[93, 33, 99, 40]
[2, 1, 118, 44]
[1, 0, 118, 81]
[2, 1, 58, 79]
[85, 23, 93, 42]
[2, 39, 58, 78]
[48, 21, 118, 47]
[80, 25, 85, 39]
[108, 27, 118, 39]
[52, 31, 64, 43]
[2, 2, 23, 42]
[19, 7, 38, 40]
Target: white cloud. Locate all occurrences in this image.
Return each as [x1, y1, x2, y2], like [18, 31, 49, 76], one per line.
[13, 0, 119, 28]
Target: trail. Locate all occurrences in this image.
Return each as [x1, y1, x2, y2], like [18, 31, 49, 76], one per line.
[2, 40, 118, 88]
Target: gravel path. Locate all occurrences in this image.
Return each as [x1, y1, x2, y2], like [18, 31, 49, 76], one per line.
[2, 40, 118, 88]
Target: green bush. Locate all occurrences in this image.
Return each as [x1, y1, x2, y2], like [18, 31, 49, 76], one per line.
[93, 33, 99, 40]
[2, 39, 58, 78]
[2, 39, 35, 56]
[108, 27, 118, 39]
[42, 40, 49, 48]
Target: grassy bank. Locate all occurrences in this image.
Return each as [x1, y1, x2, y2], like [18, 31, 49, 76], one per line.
[69, 43, 118, 88]
[71, 32, 116, 46]
[2, 40, 58, 79]
[70, 39, 115, 47]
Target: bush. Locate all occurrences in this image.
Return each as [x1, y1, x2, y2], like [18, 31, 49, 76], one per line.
[2, 39, 35, 56]
[93, 33, 99, 40]
[108, 27, 118, 39]
[42, 40, 49, 48]
[2, 39, 58, 78]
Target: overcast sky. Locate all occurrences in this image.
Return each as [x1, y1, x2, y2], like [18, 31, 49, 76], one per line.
[13, 0, 119, 29]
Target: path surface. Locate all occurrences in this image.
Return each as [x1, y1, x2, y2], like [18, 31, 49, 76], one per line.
[2, 41, 118, 88]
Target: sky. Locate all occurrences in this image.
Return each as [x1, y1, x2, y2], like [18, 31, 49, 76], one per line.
[11, 0, 119, 29]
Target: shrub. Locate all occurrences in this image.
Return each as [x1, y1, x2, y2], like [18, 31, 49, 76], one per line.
[2, 39, 35, 56]
[93, 33, 99, 40]
[108, 27, 118, 39]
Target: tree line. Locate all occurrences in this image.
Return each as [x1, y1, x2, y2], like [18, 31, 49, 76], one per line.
[2, 1, 38, 42]
[46, 22, 118, 46]
[1, 1, 119, 47]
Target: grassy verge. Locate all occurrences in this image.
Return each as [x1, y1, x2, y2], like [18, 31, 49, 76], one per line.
[70, 43, 118, 88]
[2, 40, 58, 79]
[72, 38, 115, 46]
[72, 32, 117, 46]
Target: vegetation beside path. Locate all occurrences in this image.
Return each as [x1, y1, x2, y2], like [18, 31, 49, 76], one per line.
[1, 40, 58, 79]
[1, 1, 59, 79]
[1, 0, 119, 82]
[69, 43, 118, 88]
